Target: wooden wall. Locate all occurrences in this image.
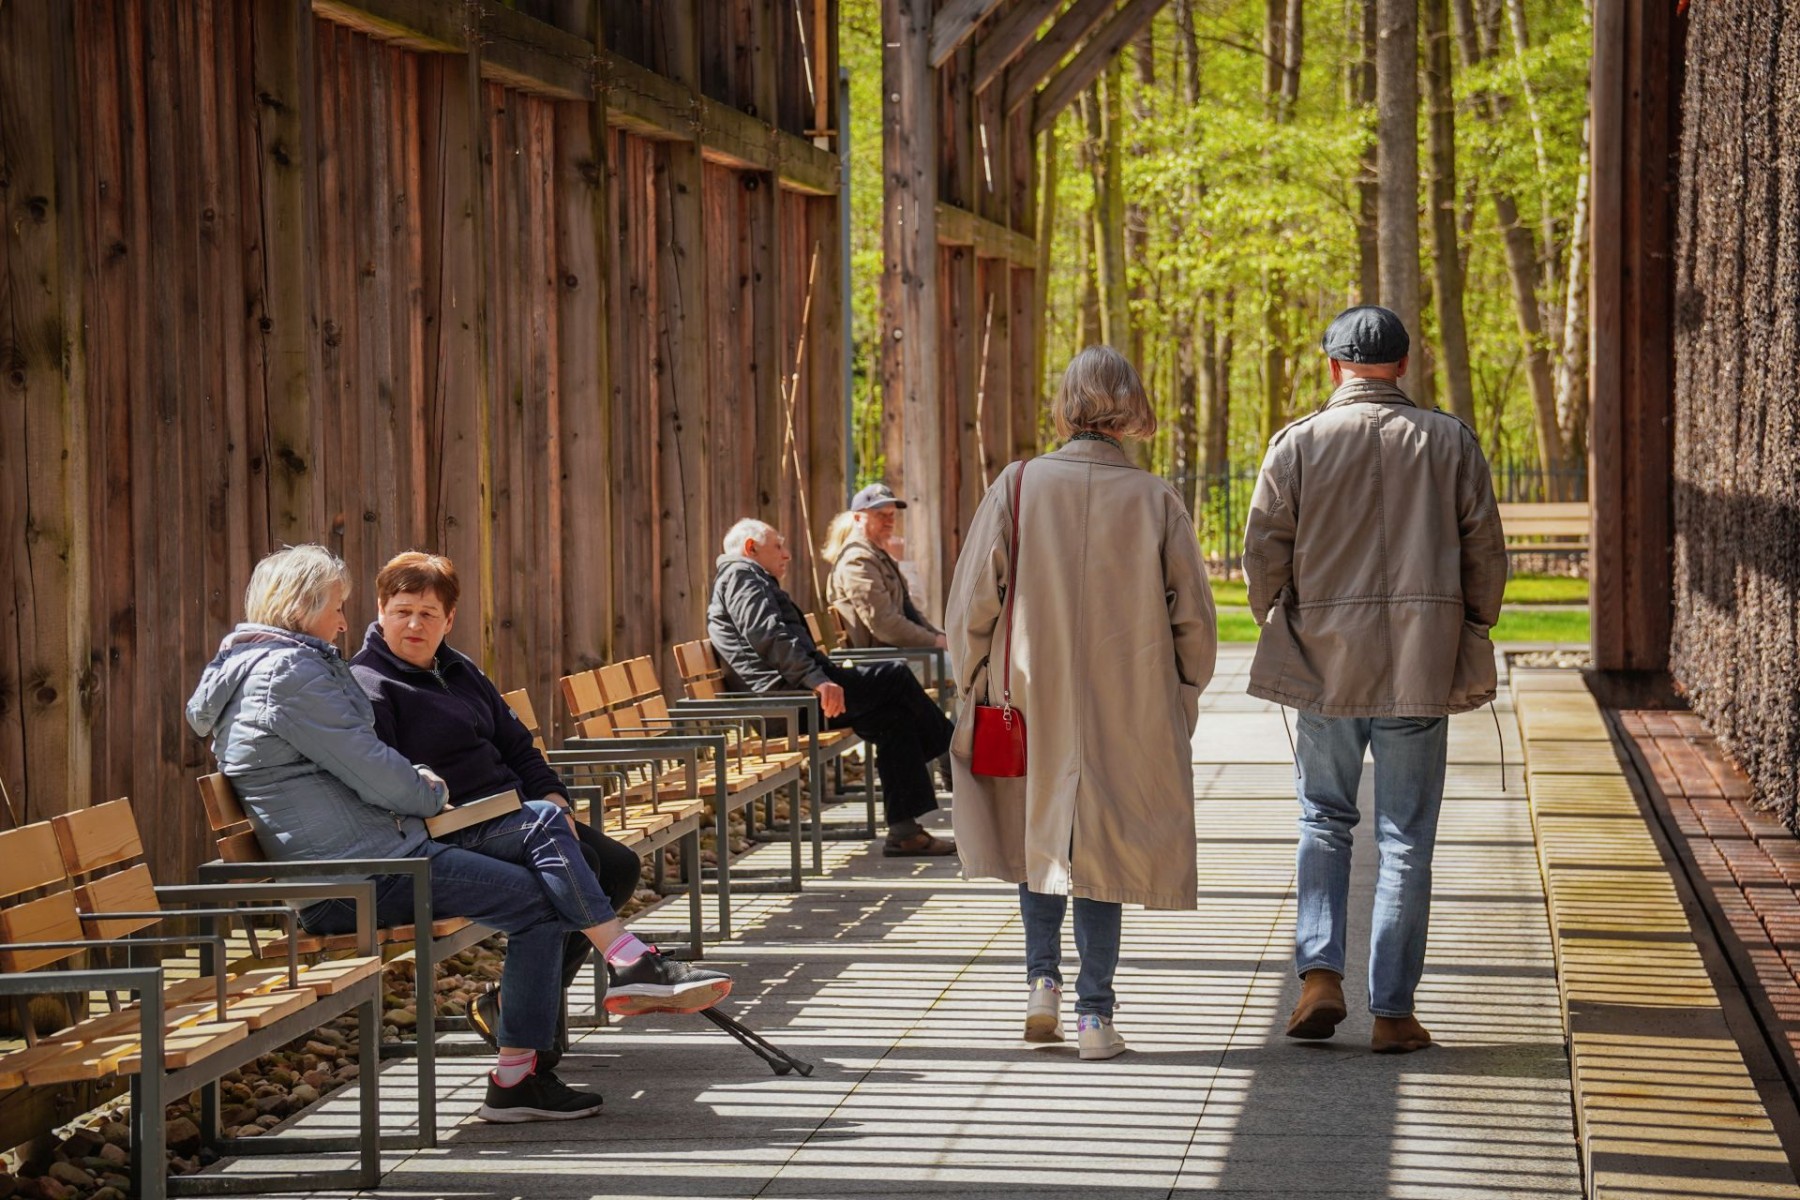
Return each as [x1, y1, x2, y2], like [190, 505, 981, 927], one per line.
[0, 0, 842, 885]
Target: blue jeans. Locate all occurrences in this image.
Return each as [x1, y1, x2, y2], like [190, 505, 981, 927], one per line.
[304, 801, 616, 1050]
[1019, 884, 1122, 1017]
[1292, 713, 1449, 1018]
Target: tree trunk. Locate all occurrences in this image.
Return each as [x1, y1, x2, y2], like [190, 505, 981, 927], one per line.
[1128, 29, 1154, 372]
[1353, 0, 1380, 303]
[1261, 0, 1303, 442]
[1076, 89, 1102, 348]
[1451, 0, 1563, 479]
[1424, 0, 1476, 426]
[1091, 65, 1128, 349]
[1375, 0, 1421, 355]
[1208, 294, 1235, 474]
[1555, 115, 1590, 470]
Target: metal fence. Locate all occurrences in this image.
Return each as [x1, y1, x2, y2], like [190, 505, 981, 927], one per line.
[1173, 460, 1587, 575]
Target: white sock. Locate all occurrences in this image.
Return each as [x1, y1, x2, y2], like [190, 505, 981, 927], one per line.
[491, 1049, 536, 1088]
[604, 932, 652, 967]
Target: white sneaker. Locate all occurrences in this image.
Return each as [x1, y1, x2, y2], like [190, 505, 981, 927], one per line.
[1024, 978, 1063, 1042]
[1077, 1014, 1126, 1060]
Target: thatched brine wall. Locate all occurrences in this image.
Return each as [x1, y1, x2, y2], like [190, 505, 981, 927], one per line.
[1671, 0, 1800, 821]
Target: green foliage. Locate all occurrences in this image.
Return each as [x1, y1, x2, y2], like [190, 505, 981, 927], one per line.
[838, 0, 1593, 480]
[1489, 608, 1590, 644]
[1503, 573, 1589, 605]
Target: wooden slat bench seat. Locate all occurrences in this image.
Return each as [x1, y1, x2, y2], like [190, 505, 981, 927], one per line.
[0, 799, 384, 1199]
[1498, 500, 1590, 556]
[194, 773, 489, 1151]
[501, 687, 705, 958]
[673, 635, 881, 859]
[561, 656, 807, 939]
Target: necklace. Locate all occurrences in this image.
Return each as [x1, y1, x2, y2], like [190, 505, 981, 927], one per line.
[1069, 430, 1123, 449]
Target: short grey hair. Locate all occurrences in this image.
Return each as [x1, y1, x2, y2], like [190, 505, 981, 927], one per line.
[244, 545, 351, 632]
[723, 518, 779, 558]
[1053, 345, 1157, 441]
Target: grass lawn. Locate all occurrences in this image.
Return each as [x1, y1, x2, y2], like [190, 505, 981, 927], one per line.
[1210, 573, 1588, 613]
[1214, 606, 1587, 643]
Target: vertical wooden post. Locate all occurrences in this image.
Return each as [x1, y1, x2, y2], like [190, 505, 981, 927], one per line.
[249, 0, 322, 546]
[1590, 0, 1683, 672]
[881, 0, 944, 609]
[750, 2, 785, 534]
[555, 0, 614, 676]
[1012, 106, 1041, 463]
[0, 0, 91, 817]
[654, 2, 712, 681]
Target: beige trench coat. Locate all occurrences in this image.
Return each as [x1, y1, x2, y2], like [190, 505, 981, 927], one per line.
[944, 439, 1218, 910]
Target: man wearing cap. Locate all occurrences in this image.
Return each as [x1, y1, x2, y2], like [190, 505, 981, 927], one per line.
[1243, 305, 1507, 1055]
[708, 517, 957, 857]
[828, 484, 946, 651]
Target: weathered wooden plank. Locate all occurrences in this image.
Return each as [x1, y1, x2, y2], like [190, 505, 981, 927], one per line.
[608, 132, 662, 665]
[556, 1, 614, 680]
[1008, 103, 1039, 463]
[1032, 0, 1172, 136]
[999, 0, 1113, 114]
[882, 0, 943, 608]
[775, 133, 838, 195]
[250, 0, 322, 546]
[972, 0, 1062, 92]
[806, 192, 846, 581]
[697, 97, 775, 171]
[932, 0, 1009, 69]
[0, 0, 91, 822]
[942, 242, 979, 565]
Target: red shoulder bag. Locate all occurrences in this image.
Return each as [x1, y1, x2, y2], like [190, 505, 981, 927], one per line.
[970, 463, 1027, 778]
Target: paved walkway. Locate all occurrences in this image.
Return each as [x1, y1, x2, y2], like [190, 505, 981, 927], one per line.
[276, 646, 1583, 1199]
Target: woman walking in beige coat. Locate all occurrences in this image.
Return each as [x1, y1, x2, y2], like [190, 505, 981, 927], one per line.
[945, 346, 1218, 1060]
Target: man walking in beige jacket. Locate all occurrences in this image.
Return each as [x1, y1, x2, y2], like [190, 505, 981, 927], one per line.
[1244, 306, 1508, 1054]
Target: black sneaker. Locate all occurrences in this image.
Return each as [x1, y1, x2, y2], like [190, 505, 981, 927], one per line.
[475, 1069, 603, 1123]
[603, 951, 732, 1017]
[468, 988, 568, 1071]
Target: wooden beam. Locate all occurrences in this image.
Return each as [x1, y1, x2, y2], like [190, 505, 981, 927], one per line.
[312, 0, 466, 52]
[1001, 0, 1114, 115]
[972, 0, 1062, 91]
[931, 0, 1008, 68]
[935, 201, 1034, 266]
[697, 96, 774, 171]
[1032, 0, 1170, 135]
[479, 0, 594, 101]
[599, 48, 692, 140]
[777, 134, 839, 195]
[317, 0, 595, 100]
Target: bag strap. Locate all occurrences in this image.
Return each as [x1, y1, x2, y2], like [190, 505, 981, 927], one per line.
[999, 461, 1025, 716]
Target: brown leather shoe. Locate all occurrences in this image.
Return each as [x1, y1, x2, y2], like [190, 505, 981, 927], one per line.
[883, 831, 956, 857]
[1371, 1014, 1433, 1054]
[1285, 970, 1348, 1040]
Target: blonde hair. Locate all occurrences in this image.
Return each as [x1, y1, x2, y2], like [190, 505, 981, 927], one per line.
[244, 545, 351, 632]
[1052, 345, 1157, 441]
[821, 511, 857, 564]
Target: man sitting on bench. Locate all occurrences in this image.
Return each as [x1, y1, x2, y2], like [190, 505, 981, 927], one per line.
[708, 518, 956, 857]
[350, 551, 731, 1062]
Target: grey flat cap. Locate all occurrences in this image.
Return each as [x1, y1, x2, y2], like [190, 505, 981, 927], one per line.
[1321, 305, 1410, 364]
[851, 483, 907, 512]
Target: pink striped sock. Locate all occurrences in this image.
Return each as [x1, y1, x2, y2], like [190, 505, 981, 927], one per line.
[491, 1049, 536, 1088]
[604, 932, 652, 966]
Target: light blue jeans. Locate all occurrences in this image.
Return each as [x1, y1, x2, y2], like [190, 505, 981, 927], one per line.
[1020, 884, 1122, 1017]
[1292, 713, 1449, 1018]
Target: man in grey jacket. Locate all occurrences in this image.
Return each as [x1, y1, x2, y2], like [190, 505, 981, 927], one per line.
[1244, 306, 1508, 1055]
[708, 518, 956, 856]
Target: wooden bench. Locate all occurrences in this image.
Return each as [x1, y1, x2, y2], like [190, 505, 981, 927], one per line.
[673, 635, 880, 859]
[560, 656, 808, 939]
[502, 686, 707, 958]
[1498, 501, 1589, 558]
[817, 607, 954, 713]
[0, 799, 384, 1198]
[194, 773, 488, 1151]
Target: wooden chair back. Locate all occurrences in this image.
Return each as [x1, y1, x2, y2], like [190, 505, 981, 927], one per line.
[501, 687, 548, 751]
[0, 820, 85, 974]
[197, 773, 268, 865]
[826, 604, 855, 650]
[51, 798, 161, 940]
[672, 639, 729, 699]
[560, 656, 672, 738]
